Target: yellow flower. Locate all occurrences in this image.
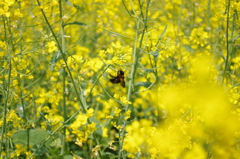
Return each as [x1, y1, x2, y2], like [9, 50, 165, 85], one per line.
[46, 41, 58, 53]
[87, 122, 97, 132]
[120, 96, 131, 105]
[124, 110, 131, 120]
[13, 9, 23, 17]
[102, 127, 109, 138]
[86, 108, 94, 117]
[189, 27, 209, 49]
[0, 41, 6, 49]
[102, 41, 133, 65]
[5, 0, 15, 6]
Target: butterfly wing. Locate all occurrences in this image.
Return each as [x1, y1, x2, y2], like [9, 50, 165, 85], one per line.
[109, 70, 125, 87]
[120, 80, 125, 88]
[110, 78, 121, 84]
[109, 74, 115, 78]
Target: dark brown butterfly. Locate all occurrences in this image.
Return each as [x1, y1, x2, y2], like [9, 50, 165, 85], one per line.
[109, 70, 125, 88]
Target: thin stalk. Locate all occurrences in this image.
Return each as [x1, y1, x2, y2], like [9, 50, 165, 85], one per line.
[0, 16, 12, 157]
[59, 0, 67, 155]
[227, 11, 237, 85]
[126, 20, 140, 102]
[0, 59, 11, 157]
[222, 0, 231, 85]
[118, 0, 151, 158]
[61, 67, 67, 155]
[21, 94, 30, 152]
[36, 0, 87, 113]
[86, 64, 110, 100]
[127, 0, 150, 102]
[34, 1, 103, 158]
[98, 81, 125, 107]
[17, 2, 30, 152]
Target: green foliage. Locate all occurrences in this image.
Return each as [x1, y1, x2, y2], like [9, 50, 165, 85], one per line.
[12, 129, 49, 146]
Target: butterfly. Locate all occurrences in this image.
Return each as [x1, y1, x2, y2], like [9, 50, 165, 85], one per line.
[109, 70, 125, 88]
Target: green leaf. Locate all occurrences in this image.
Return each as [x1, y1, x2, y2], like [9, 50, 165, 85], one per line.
[63, 155, 73, 159]
[158, 25, 168, 40]
[98, 27, 133, 39]
[89, 116, 102, 136]
[50, 51, 60, 71]
[73, 4, 86, 12]
[12, 129, 49, 145]
[64, 22, 88, 27]
[145, 68, 155, 73]
[32, 146, 49, 156]
[135, 82, 152, 88]
[50, 138, 61, 147]
[27, 129, 49, 144]
[232, 33, 240, 42]
[66, 0, 73, 7]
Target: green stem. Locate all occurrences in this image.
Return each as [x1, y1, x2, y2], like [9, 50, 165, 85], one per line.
[36, 0, 87, 112]
[61, 67, 67, 155]
[127, 0, 150, 102]
[118, 1, 151, 158]
[222, 0, 231, 85]
[59, 0, 67, 155]
[86, 64, 110, 100]
[0, 58, 11, 157]
[0, 16, 12, 157]
[33, 1, 103, 158]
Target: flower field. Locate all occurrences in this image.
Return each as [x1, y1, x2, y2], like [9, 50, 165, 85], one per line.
[1, 0, 240, 158]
